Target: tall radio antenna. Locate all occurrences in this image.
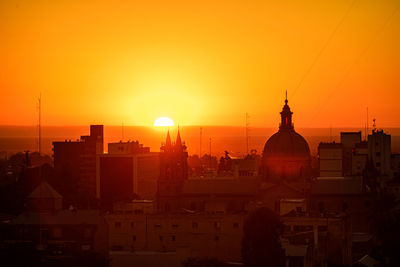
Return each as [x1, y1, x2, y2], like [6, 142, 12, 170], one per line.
[122, 122, 125, 141]
[366, 107, 369, 139]
[38, 93, 42, 155]
[199, 127, 203, 157]
[245, 113, 250, 155]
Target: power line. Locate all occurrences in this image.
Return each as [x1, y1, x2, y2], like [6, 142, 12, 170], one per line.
[290, 0, 357, 101]
[306, 3, 400, 127]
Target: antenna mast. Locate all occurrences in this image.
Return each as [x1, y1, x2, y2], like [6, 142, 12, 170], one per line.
[199, 127, 202, 157]
[122, 122, 124, 141]
[209, 137, 212, 168]
[38, 94, 42, 155]
[366, 107, 369, 139]
[245, 113, 250, 155]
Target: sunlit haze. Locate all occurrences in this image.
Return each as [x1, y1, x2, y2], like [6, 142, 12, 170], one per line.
[1, 0, 399, 127]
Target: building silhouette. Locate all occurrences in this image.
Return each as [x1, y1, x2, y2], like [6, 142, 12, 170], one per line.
[96, 140, 159, 210]
[52, 125, 103, 207]
[157, 130, 188, 213]
[262, 95, 311, 181]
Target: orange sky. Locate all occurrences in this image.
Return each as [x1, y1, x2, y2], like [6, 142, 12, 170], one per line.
[0, 0, 399, 128]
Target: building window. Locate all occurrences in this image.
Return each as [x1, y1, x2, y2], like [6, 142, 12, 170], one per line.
[130, 222, 134, 228]
[233, 223, 239, 229]
[154, 224, 162, 228]
[214, 222, 221, 230]
[111, 245, 123, 251]
[214, 235, 219, 242]
[134, 209, 143, 215]
[84, 228, 93, 239]
[52, 227, 62, 238]
[293, 225, 313, 232]
[342, 202, 348, 212]
[159, 235, 163, 241]
[115, 222, 121, 228]
[376, 162, 381, 167]
[376, 152, 381, 156]
[172, 235, 176, 241]
[172, 224, 179, 228]
[318, 202, 325, 213]
[192, 222, 198, 229]
[132, 235, 136, 241]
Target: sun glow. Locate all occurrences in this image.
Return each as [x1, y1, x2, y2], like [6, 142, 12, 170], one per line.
[154, 117, 175, 127]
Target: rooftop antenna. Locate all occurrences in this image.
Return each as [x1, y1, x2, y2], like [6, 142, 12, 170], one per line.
[364, 123, 367, 141]
[37, 93, 42, 155]
[245, 113, 250, 155]
[121, 122, 125, 141]
[373, 118, 376, 131]
[199, 127, 203, 157]
[209, 137, 212, 168]
[366, 107, 369, 139]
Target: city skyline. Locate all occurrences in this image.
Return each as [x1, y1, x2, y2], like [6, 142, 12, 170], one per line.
[1, 1, 400, 266]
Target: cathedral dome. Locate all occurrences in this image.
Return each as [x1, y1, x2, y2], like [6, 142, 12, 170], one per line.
[262, 92, 311, 180]
[263, 130, 310, 158]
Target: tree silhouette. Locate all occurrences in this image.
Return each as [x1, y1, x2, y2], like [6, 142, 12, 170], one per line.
[182, 257, 228, 267]
[241, 207, 285, 267]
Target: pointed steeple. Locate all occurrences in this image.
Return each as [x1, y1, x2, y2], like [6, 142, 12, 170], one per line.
[175, 127, 184, 152]
[165, 130, 172, 152]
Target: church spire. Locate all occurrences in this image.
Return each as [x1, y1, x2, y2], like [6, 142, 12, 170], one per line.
[175, 127, 184, 152]
[165, 130, 172, 152]
[280, 91, 293, 130]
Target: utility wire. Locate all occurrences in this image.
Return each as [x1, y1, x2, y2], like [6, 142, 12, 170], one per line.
[272, 0, 357, 127]
[306, 3, 400, 127]
[290, 0, 358, 102]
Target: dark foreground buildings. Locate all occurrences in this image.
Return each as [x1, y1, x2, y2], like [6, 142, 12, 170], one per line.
[1, 96, 400, 266]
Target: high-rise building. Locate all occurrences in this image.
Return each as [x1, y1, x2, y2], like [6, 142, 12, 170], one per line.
[96, 140, 159, 210]
[368, 129, 391, 176]
[53, 125, 103, 206]
[341, 132, 362, 176]
[318, 142, 343, 177]
[351, 141, 368, 176]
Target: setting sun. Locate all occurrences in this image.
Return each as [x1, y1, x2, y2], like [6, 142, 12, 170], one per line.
[154, 117, 175, 127]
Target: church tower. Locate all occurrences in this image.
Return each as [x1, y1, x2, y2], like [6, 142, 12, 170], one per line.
[280, 91, 293, 130]
[157, 129, 188, 212]
[262, 92, 311, 181]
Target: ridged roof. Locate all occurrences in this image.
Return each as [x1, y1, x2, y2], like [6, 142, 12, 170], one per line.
[27, 182, 62, 199]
